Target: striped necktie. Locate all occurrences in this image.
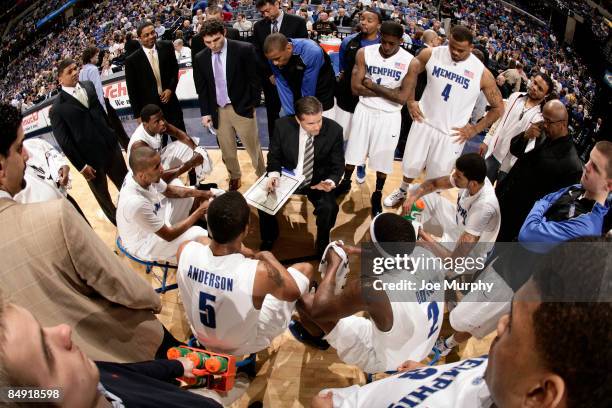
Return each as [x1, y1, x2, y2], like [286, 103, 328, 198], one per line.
[301, 134, 314, 187]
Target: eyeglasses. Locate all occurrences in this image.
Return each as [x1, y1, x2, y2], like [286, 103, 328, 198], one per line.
[542, 118, 566, 125]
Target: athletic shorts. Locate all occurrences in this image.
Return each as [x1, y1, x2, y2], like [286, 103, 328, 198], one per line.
[334, 105, 353, 142]
[324, 315, 385, 373]
[161, 139, 198, 170]
[139, 191, 203, 262]
[449, 267, 513, 339]
[402, 121, 465, 179]
[344, 103, 401, 175]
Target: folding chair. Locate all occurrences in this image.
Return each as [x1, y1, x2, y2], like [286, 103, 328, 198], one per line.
[116, 237, 178, 293]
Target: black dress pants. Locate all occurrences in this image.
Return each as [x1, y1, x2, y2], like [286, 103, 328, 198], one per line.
[258, 188, 339, 254]
[87, 145, 128, 226]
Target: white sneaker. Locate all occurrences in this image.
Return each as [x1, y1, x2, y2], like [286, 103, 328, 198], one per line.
[194, 146, 213, 182]
[383, 188, 406, 207]
[318, 240, 349, 295]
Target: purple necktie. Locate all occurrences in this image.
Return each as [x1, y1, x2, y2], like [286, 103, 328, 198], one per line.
[213, 51, 231, 107]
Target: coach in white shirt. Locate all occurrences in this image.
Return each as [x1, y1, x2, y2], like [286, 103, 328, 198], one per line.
[117, 145, 213, 262]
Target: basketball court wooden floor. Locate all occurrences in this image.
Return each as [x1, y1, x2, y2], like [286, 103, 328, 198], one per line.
[73, 149, 493, 407]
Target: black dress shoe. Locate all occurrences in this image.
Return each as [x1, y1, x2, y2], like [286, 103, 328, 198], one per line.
[260, 240, 275, 251]
[288, 319, 330, 350]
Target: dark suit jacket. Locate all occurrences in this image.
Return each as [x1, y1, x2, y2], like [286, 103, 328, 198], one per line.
[267, 116, 344, 186]
[50, 81, 119, 171]
[124, 39, 141, 57]
[191, 28, 241, 57]
[252, 13, 308, 74]
[495, 133, 583, 242]
[192, 39, 260, 128]
[124, 41, 179, 118]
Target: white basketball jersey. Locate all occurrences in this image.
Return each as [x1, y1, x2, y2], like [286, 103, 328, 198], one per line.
[373, 299, 444, 371]
[361, 44, 412, 112]
[373, 245, 445, 370]
[177, 242, 261, 355]
[420, 46, 485, 134]
[328, 357, 493, 407]
[457, 178, 500, 240]
[127, 124, 163, 158]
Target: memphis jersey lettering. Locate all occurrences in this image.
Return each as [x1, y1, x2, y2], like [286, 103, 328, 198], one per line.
[361, 43, 412, 111]
[186, 264, 234, 292]
[420, 45, 485, 134]
[366, 65, 403, 81]
[431, 65, 471, 89]
[389, 357, 489, 407]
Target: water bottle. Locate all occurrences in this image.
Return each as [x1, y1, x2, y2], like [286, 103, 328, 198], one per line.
[403, 199, 425, 222]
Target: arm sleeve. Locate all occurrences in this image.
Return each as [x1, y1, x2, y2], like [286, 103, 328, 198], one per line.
[272, 65, 295, 115]
[338, 37, 350, 72]
[463, 203, 497, 237]
[509, 132, 530, 158]
[166, 45, 179, 92]
[518, 187, 603, 243]
[60, 200, 162, 312]
[124, 59, 143, 119]
[300, 46, 324, 98]
[295, 18, 309, 38]
[130, 200, 166, 233]
[327, 125, 345, 184]
[266, 124, 283, 174]
[50, 107, 87, 170]
[40, 138, 69, 168]
[82, 67, 107, 111]
[116, 359, 184, 382]
[192, 56, 211, 116]
[245, 44, 261, 107]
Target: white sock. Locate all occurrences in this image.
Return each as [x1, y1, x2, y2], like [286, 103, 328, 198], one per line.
[399, 180, 410, 192]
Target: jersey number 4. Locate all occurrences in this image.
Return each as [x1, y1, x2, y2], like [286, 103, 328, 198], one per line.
[199, 291, 217, 329]
[441, 84, 452, 102]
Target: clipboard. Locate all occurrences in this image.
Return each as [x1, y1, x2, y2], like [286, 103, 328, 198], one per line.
[244, 169, 305, 215]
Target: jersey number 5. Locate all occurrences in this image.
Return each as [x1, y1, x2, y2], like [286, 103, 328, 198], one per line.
[441, 84, 452, 102]
[427, 302, 440, 339]
[199, 291, 217, 329]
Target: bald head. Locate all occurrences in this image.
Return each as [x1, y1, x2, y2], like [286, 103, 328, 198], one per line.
[542, 99, 569, 139]
[543, 100, 568, 121]
[422, 29, 438, 46]
[263, 33, 289, 54]
[129, 145, 158, 174]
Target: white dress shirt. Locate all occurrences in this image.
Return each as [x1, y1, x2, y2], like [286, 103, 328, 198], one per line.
[271, 10, 284, 32]
[142, 45, 163, 93]
[269, 124, 335, 187]
[61, 83, 88, 107]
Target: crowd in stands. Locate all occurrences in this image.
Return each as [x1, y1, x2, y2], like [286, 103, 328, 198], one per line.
[0, 0, 606, 126]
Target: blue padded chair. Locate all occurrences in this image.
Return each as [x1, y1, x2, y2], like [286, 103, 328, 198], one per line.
[116, 237, 178, 293]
